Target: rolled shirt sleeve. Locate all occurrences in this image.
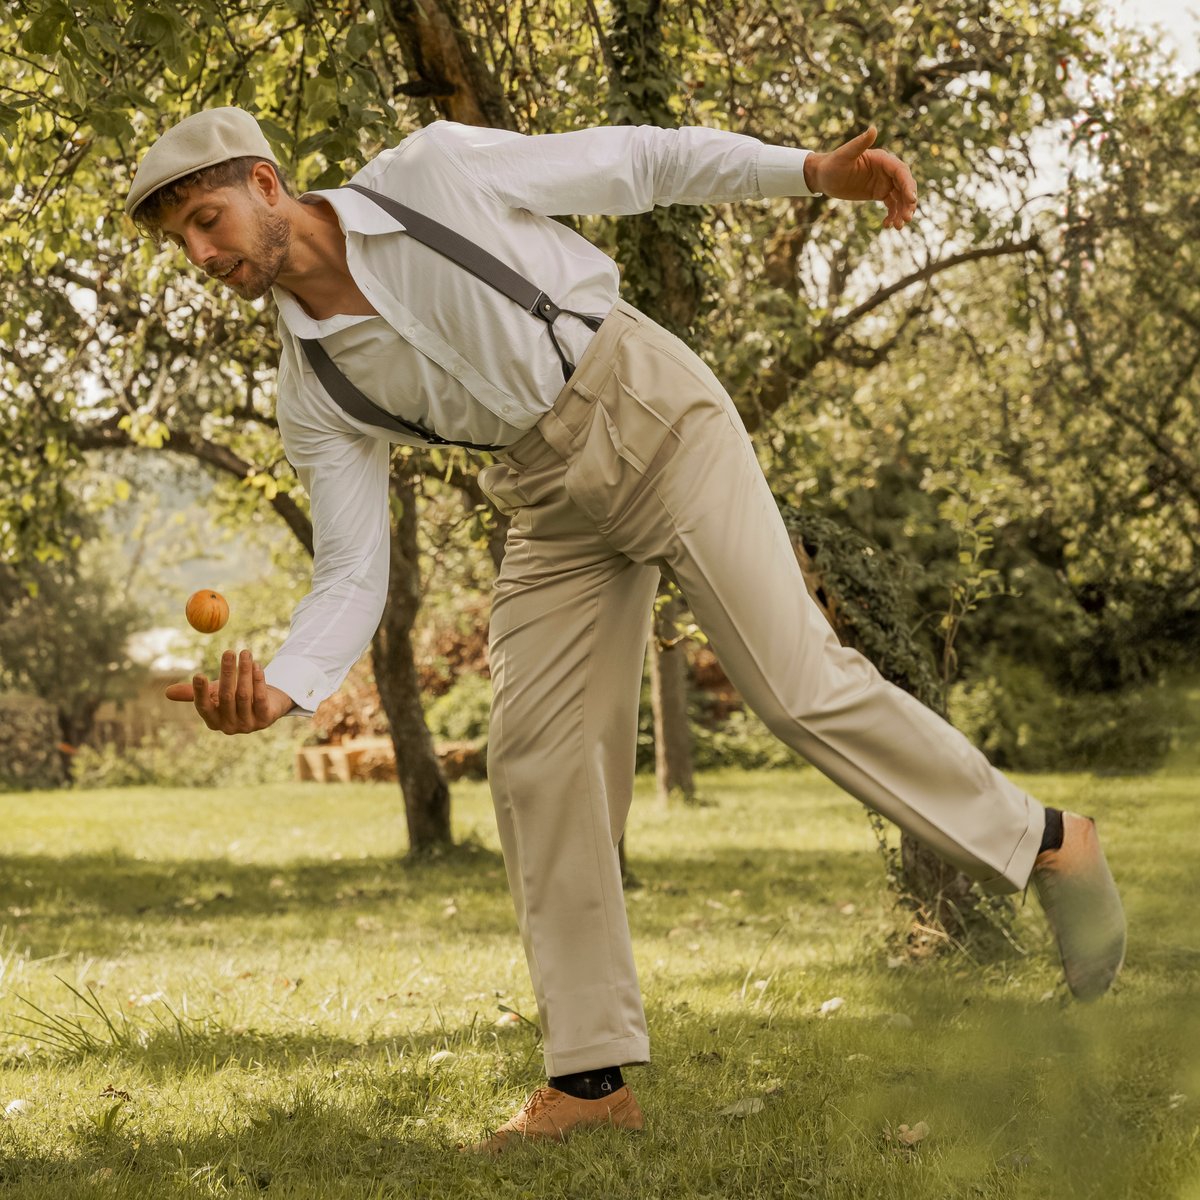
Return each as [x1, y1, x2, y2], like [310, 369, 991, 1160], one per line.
[264, 364, 393, 717]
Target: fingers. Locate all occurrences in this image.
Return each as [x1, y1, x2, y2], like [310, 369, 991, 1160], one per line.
[192, 672, 217, 727]
[883, 184, 907, 230]
[816, 127, 918, 228]
[252, 662, 272, 726]
[217, 650, 237, 727]
[835, 125, 877, 159]
[875, 155, 918, 229]
[234, 649, 255, 726]
[191, 652, 265, 733]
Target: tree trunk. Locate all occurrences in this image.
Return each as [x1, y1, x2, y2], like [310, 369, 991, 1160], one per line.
[900, 835, 976, 942]
[598, 0, 709, 870]
[604, 0, 712, 341]
[648, 583, 695, 805]
[371, 464, 452, 853]
[59, 696, 101, 752]
[385, 0, 516, 129]
[370, 7, 515, 848]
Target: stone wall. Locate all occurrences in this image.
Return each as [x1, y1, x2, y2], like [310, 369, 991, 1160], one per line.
[0, 694, 66, 791]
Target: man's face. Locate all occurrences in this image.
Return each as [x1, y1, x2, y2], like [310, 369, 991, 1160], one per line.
[158, 171, 291, 301]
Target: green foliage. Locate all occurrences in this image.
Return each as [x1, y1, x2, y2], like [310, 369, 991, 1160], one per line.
[71, 722, 300, 789]
[1042, 55, 1200, 589]
[3, 0, 1198, 783]
[422, 672, 491, 743]
[690, 708, 805, 772]
[603, 0, 681, 129]
[0, 538, 148, 745]
[604, 0, 716, 339]
[0, 692, 66, 791]
[777, 503, 942, 709]
[0, 0, 1086, 564]
[948, 651, 1185, 774]
[923, 450, 1015, 697]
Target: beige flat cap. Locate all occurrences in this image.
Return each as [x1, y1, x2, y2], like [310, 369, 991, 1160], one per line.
[126, 107, 275, 218]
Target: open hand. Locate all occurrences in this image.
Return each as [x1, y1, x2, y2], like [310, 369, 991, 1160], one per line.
[802, 125, 918, 230]
[166, 649, 294, 734]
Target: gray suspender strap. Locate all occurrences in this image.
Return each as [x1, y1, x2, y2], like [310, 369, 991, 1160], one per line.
[341, 183, 606, 379]
[299, 336, 508, 452]
[298, 183, 606, 452]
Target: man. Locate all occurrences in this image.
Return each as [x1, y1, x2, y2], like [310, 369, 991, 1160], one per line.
[131, 108, 1126, 1153]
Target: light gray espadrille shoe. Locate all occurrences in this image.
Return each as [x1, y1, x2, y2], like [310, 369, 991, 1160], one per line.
[1031, 812, 1127, 1002]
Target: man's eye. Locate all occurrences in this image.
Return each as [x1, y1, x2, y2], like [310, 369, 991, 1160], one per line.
[200, 216, 218, 229]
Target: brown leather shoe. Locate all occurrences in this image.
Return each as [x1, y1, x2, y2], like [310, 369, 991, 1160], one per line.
[461, 1084, 644, 1156]
[1032, 812, 1126, 1002]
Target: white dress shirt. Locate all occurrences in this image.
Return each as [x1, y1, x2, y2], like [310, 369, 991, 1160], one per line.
[264, 121, 812, 715]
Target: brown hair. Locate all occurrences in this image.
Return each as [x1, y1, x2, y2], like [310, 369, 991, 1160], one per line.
[136, 156, 292, 237]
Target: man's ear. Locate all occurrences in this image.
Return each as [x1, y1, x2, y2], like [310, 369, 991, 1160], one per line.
[250, 161, 283, 207]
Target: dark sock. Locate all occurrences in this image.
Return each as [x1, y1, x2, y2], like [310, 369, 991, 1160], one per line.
[1039, 807, 1064, 855]
[548, 1066, 624, 1101]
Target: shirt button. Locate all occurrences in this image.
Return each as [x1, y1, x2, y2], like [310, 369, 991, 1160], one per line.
[405, 326, 416, 337]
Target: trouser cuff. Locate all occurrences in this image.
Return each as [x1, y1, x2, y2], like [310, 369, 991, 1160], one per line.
[975, 795, 1045, 895]
[543, 1035, 650, 1076]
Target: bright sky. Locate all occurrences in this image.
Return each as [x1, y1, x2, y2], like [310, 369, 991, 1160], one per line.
[1113, 0, 1200, 70]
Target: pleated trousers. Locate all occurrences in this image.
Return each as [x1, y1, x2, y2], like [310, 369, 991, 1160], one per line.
[480, 300, 1043, 1075]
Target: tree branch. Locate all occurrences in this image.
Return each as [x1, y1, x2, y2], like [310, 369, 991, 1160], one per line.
[73, 418, 314, 556]
[832, 237, 1040, 332]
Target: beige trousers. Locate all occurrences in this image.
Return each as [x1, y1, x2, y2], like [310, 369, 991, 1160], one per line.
[480, 301, 1042, 1075]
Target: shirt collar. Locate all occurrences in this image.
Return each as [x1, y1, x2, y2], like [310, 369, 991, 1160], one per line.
[300, 186, 406, 237]
[273, 287, 380, 339]
[273, 185, 405, 334]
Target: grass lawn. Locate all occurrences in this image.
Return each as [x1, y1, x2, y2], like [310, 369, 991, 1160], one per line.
[0, 766, 1196, 1198]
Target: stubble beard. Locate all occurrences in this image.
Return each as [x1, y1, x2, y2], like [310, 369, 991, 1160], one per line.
[224, 206, 293, 301]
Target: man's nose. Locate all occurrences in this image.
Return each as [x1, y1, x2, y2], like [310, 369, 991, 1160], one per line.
[182, 233, 215, 267]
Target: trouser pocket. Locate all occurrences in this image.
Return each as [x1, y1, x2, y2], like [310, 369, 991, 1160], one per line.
[565, 323, 730, 535]
[478, 462, 529, 516]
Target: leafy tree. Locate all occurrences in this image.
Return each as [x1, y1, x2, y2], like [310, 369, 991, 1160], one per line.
[0, 535, 147, 748]
[4, 0, 1163, 876]
[800, 32, 1200, 707]
[1037, 47, 1200, 652]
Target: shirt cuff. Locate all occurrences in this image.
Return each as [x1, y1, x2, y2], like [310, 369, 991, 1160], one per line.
[757, 145, 814, 198]
[264, 655, 336, 719]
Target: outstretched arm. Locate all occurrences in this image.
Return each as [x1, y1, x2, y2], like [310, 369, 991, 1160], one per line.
[425, 120, 915, 232]
[802, 125, 917, 230]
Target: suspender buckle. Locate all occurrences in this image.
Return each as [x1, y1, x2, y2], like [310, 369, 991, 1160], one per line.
[530, 291, 563, 323]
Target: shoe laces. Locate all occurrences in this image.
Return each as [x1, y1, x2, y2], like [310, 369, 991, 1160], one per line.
[516, 1087, 558, 1123]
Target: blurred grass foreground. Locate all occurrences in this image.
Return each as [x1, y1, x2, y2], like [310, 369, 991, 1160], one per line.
[0, 767, 1196, 1199]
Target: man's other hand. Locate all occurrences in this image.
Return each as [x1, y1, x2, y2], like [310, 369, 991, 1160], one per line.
[802, 125, 918, 230]
[166, 649, 294, 734]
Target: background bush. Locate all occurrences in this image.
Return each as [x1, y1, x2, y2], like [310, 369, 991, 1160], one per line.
[948, 651, 1187, 773]
[71, 721, 302, 789]
[422, 674, 492, 744]
[690, 710, 807, 772]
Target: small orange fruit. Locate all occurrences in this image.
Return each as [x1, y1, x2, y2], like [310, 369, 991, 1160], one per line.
[186, 590, 230, 634]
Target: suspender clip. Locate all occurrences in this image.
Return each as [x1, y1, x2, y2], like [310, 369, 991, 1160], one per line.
[530, 291, 563, 323]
